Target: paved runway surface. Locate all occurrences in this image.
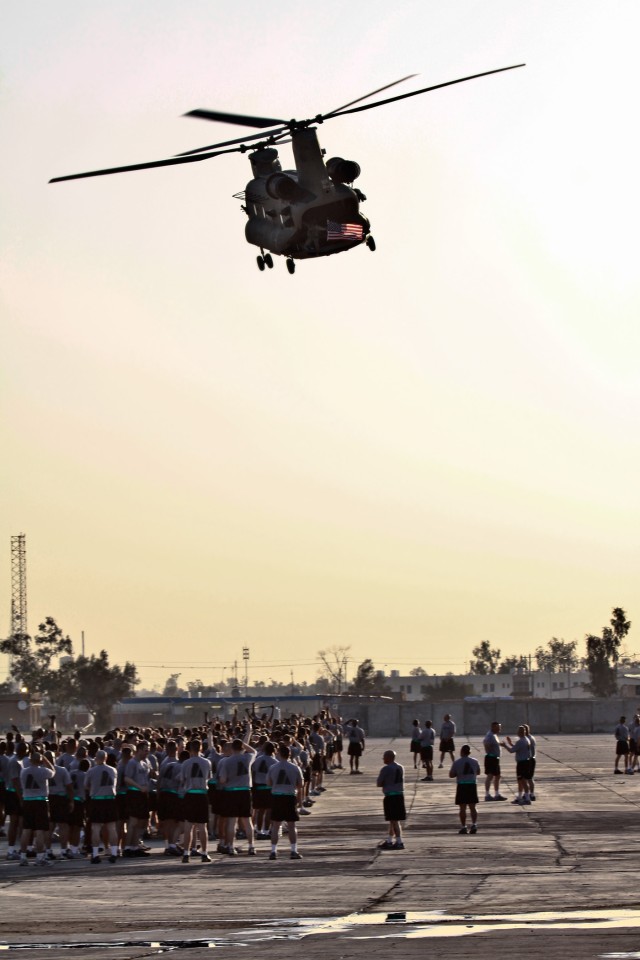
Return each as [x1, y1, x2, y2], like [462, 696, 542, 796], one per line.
[2, 734, 640, 958]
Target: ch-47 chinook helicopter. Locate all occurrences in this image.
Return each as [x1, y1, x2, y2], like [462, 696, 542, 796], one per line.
[50, 64, 524, 274]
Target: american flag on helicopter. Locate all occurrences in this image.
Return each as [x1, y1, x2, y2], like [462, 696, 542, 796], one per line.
[326, 220, 364, 241]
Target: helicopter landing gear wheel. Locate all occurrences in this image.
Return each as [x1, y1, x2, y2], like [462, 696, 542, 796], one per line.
[366, 235, 376, 251]
[263, 253, 274, 269]
[256, 255, 266, 271]
[286, 258, 296, 275]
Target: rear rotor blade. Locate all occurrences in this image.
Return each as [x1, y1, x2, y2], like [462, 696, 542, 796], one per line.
[326, 74, 418, 117]
[175, 125, 288, 157]
[322, 64, 525, 121]
[49, 145, 240, 183]
[184, 108, 286, 128]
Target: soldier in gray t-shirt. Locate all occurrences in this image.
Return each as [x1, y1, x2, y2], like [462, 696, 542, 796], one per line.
[19, 751, 55, 865]
[376, 750, 406, 849]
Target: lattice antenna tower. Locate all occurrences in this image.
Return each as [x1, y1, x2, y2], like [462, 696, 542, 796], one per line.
[10, 534, 27, 639]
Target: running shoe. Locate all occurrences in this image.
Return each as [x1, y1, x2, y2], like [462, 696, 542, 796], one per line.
[458, 827, 468, 834]
[393, 841, 405, 850]
[247, 847, 256, 856]
[494, 795, 507, 801]
[511, 798, 523, 805]
[201, 853, 212, 863]
[469, 825, 478, 834]
[181, 853, 190, 863]
[378, 839, 394, 849]
[269, 851, 277, 860]
[90, 856, 101, 864]
[290, 850, 303, 860]
[484, 795, 494, 802]
[108, 855, 117, 864]
[6, 851, 20, 862]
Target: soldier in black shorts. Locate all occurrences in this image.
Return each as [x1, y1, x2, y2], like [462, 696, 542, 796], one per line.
[376, 750, 406, 850]
[438, 714, 456, 768]
[449, 744, 480, 834]
[85, 750, 119, 863]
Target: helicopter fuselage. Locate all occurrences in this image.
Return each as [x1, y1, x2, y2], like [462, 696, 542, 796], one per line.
[241, 128, 370, 261]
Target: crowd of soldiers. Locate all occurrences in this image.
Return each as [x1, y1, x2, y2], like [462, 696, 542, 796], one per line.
[0, 709, 366, 866]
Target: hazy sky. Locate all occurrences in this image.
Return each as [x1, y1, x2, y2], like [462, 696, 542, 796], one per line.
[2, 1, 639, 691]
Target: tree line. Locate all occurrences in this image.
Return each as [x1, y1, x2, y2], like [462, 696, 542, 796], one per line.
[468, 607, 631, 698]
[0, 617, 138, 729]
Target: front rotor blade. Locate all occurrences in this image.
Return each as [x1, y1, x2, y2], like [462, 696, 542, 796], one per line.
[175, 125, 288, 157]
[49, 146, 240, 183]
[184, 108, 286, 128]
[326, 74, 418, 116]
[322, 64, 525, 121]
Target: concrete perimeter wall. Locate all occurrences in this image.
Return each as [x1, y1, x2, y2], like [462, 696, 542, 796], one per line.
[352, 699, 639, 739]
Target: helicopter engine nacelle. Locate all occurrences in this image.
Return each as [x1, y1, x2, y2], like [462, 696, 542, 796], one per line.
[265, 173, 305, 202]
[326, 157, 361, 184]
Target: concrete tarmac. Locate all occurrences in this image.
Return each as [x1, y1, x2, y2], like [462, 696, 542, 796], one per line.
[2, 734, 640, 958]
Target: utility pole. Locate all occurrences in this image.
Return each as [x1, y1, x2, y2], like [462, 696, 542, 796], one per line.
[242, 647, 249, 696]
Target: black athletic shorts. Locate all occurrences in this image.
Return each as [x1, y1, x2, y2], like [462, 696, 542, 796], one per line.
[89, 798, 118, 823]
[251, 786, 272, 810]
[484, 756, 500, 776]
[383, 794, 406, 822]
[616, 741, 630, 756]
[455, 783, 479, 806]
[69, 799, 86, 828]
[348, 742, 363, 757]
[4, 790, 22, 817]
[125, 790, 149, 821]
[270, 794, 299, 823]
[49, 794, 72, 825]
[440, 738, 455, 754]
[182, 792, 209, 824]
[23, 799, 49, 831]
[157, 791, 182, 822]
[420, 746, 433, 762]
[224, 789, 252, 819]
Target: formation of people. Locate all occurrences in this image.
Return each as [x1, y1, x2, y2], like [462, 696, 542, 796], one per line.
[7, 708, 630, 864]
[0, 709, 367, 866]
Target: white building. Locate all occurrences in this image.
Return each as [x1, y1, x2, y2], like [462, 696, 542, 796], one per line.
[384, 668, 592, 701]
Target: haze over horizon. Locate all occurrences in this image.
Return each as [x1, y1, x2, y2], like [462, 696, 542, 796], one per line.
[2, 2, 639, 691]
